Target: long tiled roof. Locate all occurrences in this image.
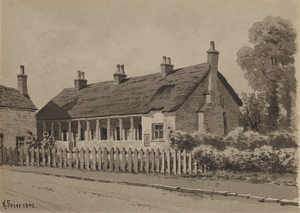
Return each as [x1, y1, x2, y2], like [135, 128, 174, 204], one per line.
[36, 62, 242, 120]
[0, 85, 37, 110]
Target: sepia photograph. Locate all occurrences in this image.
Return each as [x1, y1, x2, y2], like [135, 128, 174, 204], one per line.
[0, 0, 299, 212]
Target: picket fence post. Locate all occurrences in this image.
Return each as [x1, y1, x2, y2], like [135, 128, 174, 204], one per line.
[58, 148, 63, 168]
[25, 147, 29, 166]
[20, 148, 24, 166]
[36, 147, 40, 167]
[69, 149, 73, 169]
[188, 152, 192, 174]
[133, 149, 138, 173]
[121, 148, 126, 172]
[47, 148, 51, 167]
[74, 148, 79, 169]
[115, 148, 120, 172]
[52, 148, 56, 168]
[183, 149, 187, 174]
[145, 149, 150, 173]
[30, 147, 34, 166]
[103, 148, 108, 171]
[8, 147, 12, 166]
[92, 148, 96, 171]
[109, 148, 114, 172]
[166, 149, 170, 174]
[139, 148, 144, 173]
[97, 148, 102, 171]
[14, 147, 18, 166]
[177, 149, 181, 175]
[80, 148, 84, 169]
[150, 149, 155, 173]
[128, 148, 132, 173]
[85, 148, 90, 170]
[161, 149, 165, 174]
[63, 148, 68, 169]
[172, 149, 176, 174]
[155, 149, 160, 173]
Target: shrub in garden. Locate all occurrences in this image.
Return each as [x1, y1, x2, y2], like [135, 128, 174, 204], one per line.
[169, 130, 200, 152]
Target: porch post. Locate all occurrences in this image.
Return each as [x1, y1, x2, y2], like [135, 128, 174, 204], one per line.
[77, 120, 81, 141]
[50, 122, 54, 137]
[96, 119, 100, 140]
[119, 117, 123, 140]
[68, 120, 72, 142]
[86, 120, 90, 141]
[42, 122, 46, 133]
[130, 117, 135, 140]
[58, 122, 62, 140]
[107, 118, 110, 140]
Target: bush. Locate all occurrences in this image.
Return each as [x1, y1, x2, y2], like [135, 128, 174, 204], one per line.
[169, 130, 200, 152]
[193, 146, 298, 174]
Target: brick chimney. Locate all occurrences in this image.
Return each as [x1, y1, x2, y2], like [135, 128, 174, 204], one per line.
[74, 70, 87, 90]
[160, 56, 174, 76]
[206, 41, 219, 102]
[17, 65, 28, 96]
[113, 64, 127, 85]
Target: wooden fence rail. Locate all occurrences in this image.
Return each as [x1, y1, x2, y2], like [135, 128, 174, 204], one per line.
[0, 146, 197, 175]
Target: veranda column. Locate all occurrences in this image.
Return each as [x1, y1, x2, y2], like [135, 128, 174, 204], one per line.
[130, 117, 135, 140]
[119, 117, 123, 140]
[68, 120, 72, 142]
[86, 120, 90, 141]
[42, 122, 46, 133]
[58, 122, 62, 140]
[77, 120, 81, 141]
[107, 118, 111, 140]
[50, 122, 54, 137]
[96, 119, 100, 140]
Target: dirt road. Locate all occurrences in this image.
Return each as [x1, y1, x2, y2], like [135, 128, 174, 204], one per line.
[0, 170, 298, 212]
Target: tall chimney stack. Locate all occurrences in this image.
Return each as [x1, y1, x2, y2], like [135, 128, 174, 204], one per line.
[113, 64, 127, 85]
[206, 41, 219, 102]
[17, 65, 28, 96]
[74, 70, 87, 90]
[160, 56, 174, 76]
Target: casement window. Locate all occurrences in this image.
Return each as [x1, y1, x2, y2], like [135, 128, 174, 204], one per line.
[152, 123, 164, 140]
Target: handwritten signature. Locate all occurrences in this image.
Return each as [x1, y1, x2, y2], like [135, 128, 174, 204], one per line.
[2, 200, 37, 209]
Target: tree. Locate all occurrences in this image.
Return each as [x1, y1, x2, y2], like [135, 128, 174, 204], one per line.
[240, 92, 266, 133]
[237, 16, 297, 132]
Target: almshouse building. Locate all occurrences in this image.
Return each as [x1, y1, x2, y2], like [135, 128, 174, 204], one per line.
[0, 66, 38, 148]
[36, 42, 242, 149]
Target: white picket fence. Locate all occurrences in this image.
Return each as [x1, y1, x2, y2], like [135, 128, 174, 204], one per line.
[0, 147, 198, 175]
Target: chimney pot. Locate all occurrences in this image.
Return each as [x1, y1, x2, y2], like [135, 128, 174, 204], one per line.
[120, 65, 125, 74]
[210, 41, 215, 51]
[167, 57, 171, 64]
[162, 56, 167, 63]
[77, 70, 81, 79]
[81, 72, 85, 79]
[116, 64, 121, 73]
[20, 65, 25, 75]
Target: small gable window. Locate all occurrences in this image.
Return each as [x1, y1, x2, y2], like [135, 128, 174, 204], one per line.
[152, 124, 164, 140]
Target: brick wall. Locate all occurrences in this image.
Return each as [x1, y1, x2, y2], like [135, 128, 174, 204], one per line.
[175, 75, 240, 135]
[0, 107, 36, 148]
[175, 78, 208, 133]
[217, 78, 240, 132]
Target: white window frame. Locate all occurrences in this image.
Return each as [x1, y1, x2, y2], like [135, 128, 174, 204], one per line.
[152, 123, 164, 141]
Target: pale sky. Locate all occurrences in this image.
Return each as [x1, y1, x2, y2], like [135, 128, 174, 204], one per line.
[1, 0, 299, 110]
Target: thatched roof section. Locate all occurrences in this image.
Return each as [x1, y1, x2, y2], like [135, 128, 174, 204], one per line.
[0, 85, 37, 110]
[37, 62, 242, 120]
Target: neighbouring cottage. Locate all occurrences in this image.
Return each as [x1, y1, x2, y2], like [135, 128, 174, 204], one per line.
[0, 66, 38, 148]
[36, 42, 242, 149]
